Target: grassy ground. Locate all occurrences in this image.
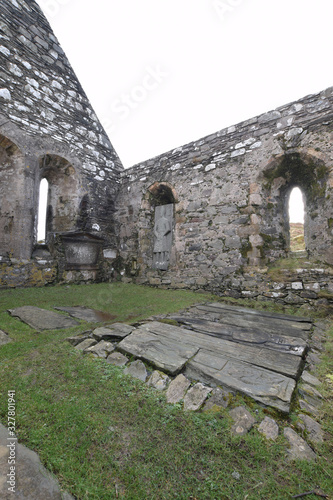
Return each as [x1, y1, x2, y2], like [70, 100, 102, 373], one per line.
[290, 223, 305, 252]
[0, 283, 332, 499]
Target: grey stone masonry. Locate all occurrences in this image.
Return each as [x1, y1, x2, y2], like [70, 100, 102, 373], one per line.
[0, 0, 123, 265]
[116, 86, 333, 296]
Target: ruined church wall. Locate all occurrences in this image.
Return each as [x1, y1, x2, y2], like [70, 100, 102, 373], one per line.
[116, 87, 333, 300]
[0, 0, 123, 268]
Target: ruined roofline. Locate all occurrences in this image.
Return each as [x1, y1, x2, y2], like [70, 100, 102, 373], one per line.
[122, 84, 333, 175]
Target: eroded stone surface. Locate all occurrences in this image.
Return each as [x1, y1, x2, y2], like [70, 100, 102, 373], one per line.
[258, 417, 279, 440]
[92, 323, 134, 341]
[8, 306, 79, 330]
[301, 371, 321, 387]
[229, 406, 256, 436]
[84, 340, 115, 358]
[124, 360, 148, 382]
[66, 332, 91, 346]
[298, 414, 324, 443]
[183, 383, 212, 411]
[74, 339, 97, 351]
[283, 427, 316, 461]
[147, 370, 171, 391]
[203, 387, 231, 411]
[106, 352, 129, 366]
[166, 374, 191, 404]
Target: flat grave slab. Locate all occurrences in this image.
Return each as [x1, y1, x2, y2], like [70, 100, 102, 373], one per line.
[116, 303, 312, 412]
[8, 306, 79, 330]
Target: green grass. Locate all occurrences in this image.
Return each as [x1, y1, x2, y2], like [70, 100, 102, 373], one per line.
[0, 283, 332, 499]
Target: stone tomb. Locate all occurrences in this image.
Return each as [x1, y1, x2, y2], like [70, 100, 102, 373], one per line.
[117, 302, 311, 413]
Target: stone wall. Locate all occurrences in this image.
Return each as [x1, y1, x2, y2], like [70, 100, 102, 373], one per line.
[115, 87, 333, 298]
[0, 0, 123, 274]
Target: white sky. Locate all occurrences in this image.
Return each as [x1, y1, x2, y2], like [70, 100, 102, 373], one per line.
[35, 0, 331, 224]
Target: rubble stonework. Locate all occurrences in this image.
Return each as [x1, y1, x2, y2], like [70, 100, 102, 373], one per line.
[0, 0, 123, 272]
[0, 0, 333, 299]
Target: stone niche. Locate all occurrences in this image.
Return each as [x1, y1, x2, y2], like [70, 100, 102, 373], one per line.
[152, 204, 174, 270]
[59, 232, 104, 271]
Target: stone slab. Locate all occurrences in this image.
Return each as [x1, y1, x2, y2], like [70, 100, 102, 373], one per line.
[185, 350, 296, 413]
[134, 321, 302, 380]
[169, 316, 308, 357]
[0, 423, 74, 499]
[8, 306, 79, 330]
[92, 323, 134, 341]
[55, 306, 116, 323]
[117, 323, 199, 375]
[74, 339, 97, 351]
[202, 387, 231, 411]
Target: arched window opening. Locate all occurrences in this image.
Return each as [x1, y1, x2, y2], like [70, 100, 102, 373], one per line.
[37, 178, 49, 243]
[288, 187, 305, 252]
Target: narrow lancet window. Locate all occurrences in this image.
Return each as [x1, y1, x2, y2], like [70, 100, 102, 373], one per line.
[288, 187, 305, 252]
[37, 178, 49, 243]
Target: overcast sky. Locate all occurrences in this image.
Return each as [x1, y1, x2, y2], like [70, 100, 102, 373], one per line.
[36, 0, 332, 169]
[35, 0, 332, 224]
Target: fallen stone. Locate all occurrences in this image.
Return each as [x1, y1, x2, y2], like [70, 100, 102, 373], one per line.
[166, 374, 191, 404]
[229, 406, 256, 436]
[66, 332, 91, 346]
[147, 370, 171, 391]
[183, 383, 212, 411]
[202, 387, 231, 411]
[92, 323, 133, 341]
[106, 352, 128, 366]
[102, 323, 134, 338]
[298, 384, 323, 407]
[258, 417, 279, 440]
[0, 423, 75, 499]
[298, 414, 324, 443]
[0, 330, 12, 346]
[55, 306, 116, 323]
[74, 339, 97, 351]
[84, 340, 115, 358]
[8, 306, 79, 330]
[299, 399, 320, 417]
[301, 371, 321, 387]
[124, 359, 148, 382]
[283, 427, 316, 461]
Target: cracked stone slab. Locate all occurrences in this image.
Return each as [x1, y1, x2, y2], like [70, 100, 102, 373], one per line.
[298, 414, 324, 443]
[0, 423, 74, 499]
[185, 350, 296, 413]
[117, 322, 199, 375]
[55, 306, 116, 323]
[8, 306, 79, 330]
[203, 387, 231, 411]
